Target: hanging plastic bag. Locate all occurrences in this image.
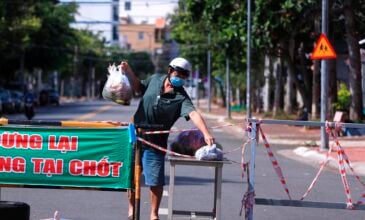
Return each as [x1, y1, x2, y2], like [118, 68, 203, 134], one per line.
[195, 144, 223, 161]
[102, 64, 133, 105]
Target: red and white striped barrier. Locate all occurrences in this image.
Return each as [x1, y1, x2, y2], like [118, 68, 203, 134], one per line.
[336, 144, 354, 208]
[143, 123, 236, 135]
[137, 137, 194, 158]
[330, 123, 365, 187]
[300, 143, 334, 200]
[327, 122, 354, 208]
[258, 125, 292, 200]
[299, 121, 365, 209]
[338, 147, 365, 186]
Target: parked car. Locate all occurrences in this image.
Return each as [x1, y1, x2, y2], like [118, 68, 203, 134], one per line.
[39, 89, 60, 106]
[0, 88, 15, 113]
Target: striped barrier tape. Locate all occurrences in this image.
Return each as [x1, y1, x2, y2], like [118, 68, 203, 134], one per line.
[142, 123, 236, 135]
[239, 122, 256, 219]
[258, 124, 292, 200]
[300, 143, 334, 200]
[300, 122, 338, 200]
[330, 123, 365, 186]
[240, 160, 254, 220]
[327, 122, 353, 209]
[337, 146, 365, 186]
[240, 122, 256, 178]
[137, 137, 194, 158]
[337, 143, 354, 208]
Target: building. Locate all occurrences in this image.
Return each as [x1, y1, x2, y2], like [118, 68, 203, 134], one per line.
[66, 0, 177, 46]
[120, 17, 166, 54]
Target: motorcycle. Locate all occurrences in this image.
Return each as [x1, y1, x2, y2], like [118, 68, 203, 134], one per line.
[24, 94, 35, 120]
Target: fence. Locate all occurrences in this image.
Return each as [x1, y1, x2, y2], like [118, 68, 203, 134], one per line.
[246, 118, 365, 220]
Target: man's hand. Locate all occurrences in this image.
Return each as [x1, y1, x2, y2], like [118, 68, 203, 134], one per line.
[203, 132, 215, 146]
[189, 111, 215, 146]
[120, 61, 132, 74]
[120, 61, 141, 95]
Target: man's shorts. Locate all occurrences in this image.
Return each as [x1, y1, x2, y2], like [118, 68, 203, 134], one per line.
[142, 148, 165, 186]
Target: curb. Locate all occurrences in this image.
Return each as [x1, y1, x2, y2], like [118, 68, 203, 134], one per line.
[201, 108, 365, 176]
[282, 146, 365, 176]
[201, 110, 365, 148]
[261, 138, 365, 147]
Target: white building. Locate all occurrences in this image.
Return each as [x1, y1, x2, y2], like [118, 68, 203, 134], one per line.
[62, 0, 177, 45]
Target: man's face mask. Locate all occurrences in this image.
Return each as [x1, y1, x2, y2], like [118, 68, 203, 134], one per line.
[169, 76, 186, 87]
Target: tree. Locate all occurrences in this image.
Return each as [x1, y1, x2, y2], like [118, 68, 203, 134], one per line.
[0, 0, 42, 81]
[342, 0, 363, 121]
[252, 0, 318, 113]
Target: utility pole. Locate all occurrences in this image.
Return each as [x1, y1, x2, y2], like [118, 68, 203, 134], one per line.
[226, 58, 231, 119]
[246, 0, 252, 119]
[196, 66, 200, 108]
[207, 34, 212, 112]
[320, 0, 329, 151]
[72, 46, 78, 98]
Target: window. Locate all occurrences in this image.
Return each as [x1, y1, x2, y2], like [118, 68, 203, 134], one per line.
[112, 26, 119, 41]
[125, 1, 131, 11]
[112, 5, 118, 21]
[155, 29, 160, 42]
[138, 32, 144, 40]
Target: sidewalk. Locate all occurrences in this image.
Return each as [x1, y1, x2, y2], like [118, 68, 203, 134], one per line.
[196, 98, 365, 176]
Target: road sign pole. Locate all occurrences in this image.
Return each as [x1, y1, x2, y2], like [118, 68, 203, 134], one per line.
[320, 0, 329, 151]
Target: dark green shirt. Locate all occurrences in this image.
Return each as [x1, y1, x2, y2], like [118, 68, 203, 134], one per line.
[134, 73, 195, 150]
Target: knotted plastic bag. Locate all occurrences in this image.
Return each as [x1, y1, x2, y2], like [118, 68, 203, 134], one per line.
[195, 144, 223, 161]
[102, 64, 133, 105]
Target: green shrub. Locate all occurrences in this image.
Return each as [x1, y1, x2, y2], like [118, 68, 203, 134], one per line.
[333, 83, 351, 111]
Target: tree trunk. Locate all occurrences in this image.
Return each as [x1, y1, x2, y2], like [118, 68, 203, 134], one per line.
[343, 0, 363, 121]
[282, 44, 310, 110]
[328, 59, 337, 118]
[311, 60, 320, 119]
[284, 39, 295, 114]
[311, 18, 321, 120]
[298, 42, 312, 115]
[273, 57, 283, 116]
[263, 54, 272, 112]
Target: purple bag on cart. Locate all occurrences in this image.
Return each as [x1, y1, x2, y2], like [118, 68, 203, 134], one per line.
[170, 129, 206, 156]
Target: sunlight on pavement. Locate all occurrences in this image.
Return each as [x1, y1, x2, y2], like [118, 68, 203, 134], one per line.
[73, 105, 114, 120]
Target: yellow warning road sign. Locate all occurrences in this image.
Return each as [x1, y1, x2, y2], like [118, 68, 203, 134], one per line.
[310, 33, 337, 60]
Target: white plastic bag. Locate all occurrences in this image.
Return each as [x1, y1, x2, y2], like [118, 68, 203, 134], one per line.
[102, 64, 133, 105]
[195, 144, 223, 161]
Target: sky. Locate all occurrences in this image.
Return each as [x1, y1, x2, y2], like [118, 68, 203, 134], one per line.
[61, 0, 178, 43]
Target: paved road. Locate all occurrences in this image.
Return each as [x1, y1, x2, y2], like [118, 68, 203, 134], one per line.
[1, 99, 364, 220]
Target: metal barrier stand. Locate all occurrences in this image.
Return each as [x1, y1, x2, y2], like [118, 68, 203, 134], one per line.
[246, 118, 365, 220]
[167, 156, 230, 220]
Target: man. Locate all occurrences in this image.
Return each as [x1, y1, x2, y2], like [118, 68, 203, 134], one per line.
[122, 57, 214, 220]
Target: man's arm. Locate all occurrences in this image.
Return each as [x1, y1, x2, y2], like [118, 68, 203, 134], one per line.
[189, 110, 215, 146]
[121, 61, 141, 95]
